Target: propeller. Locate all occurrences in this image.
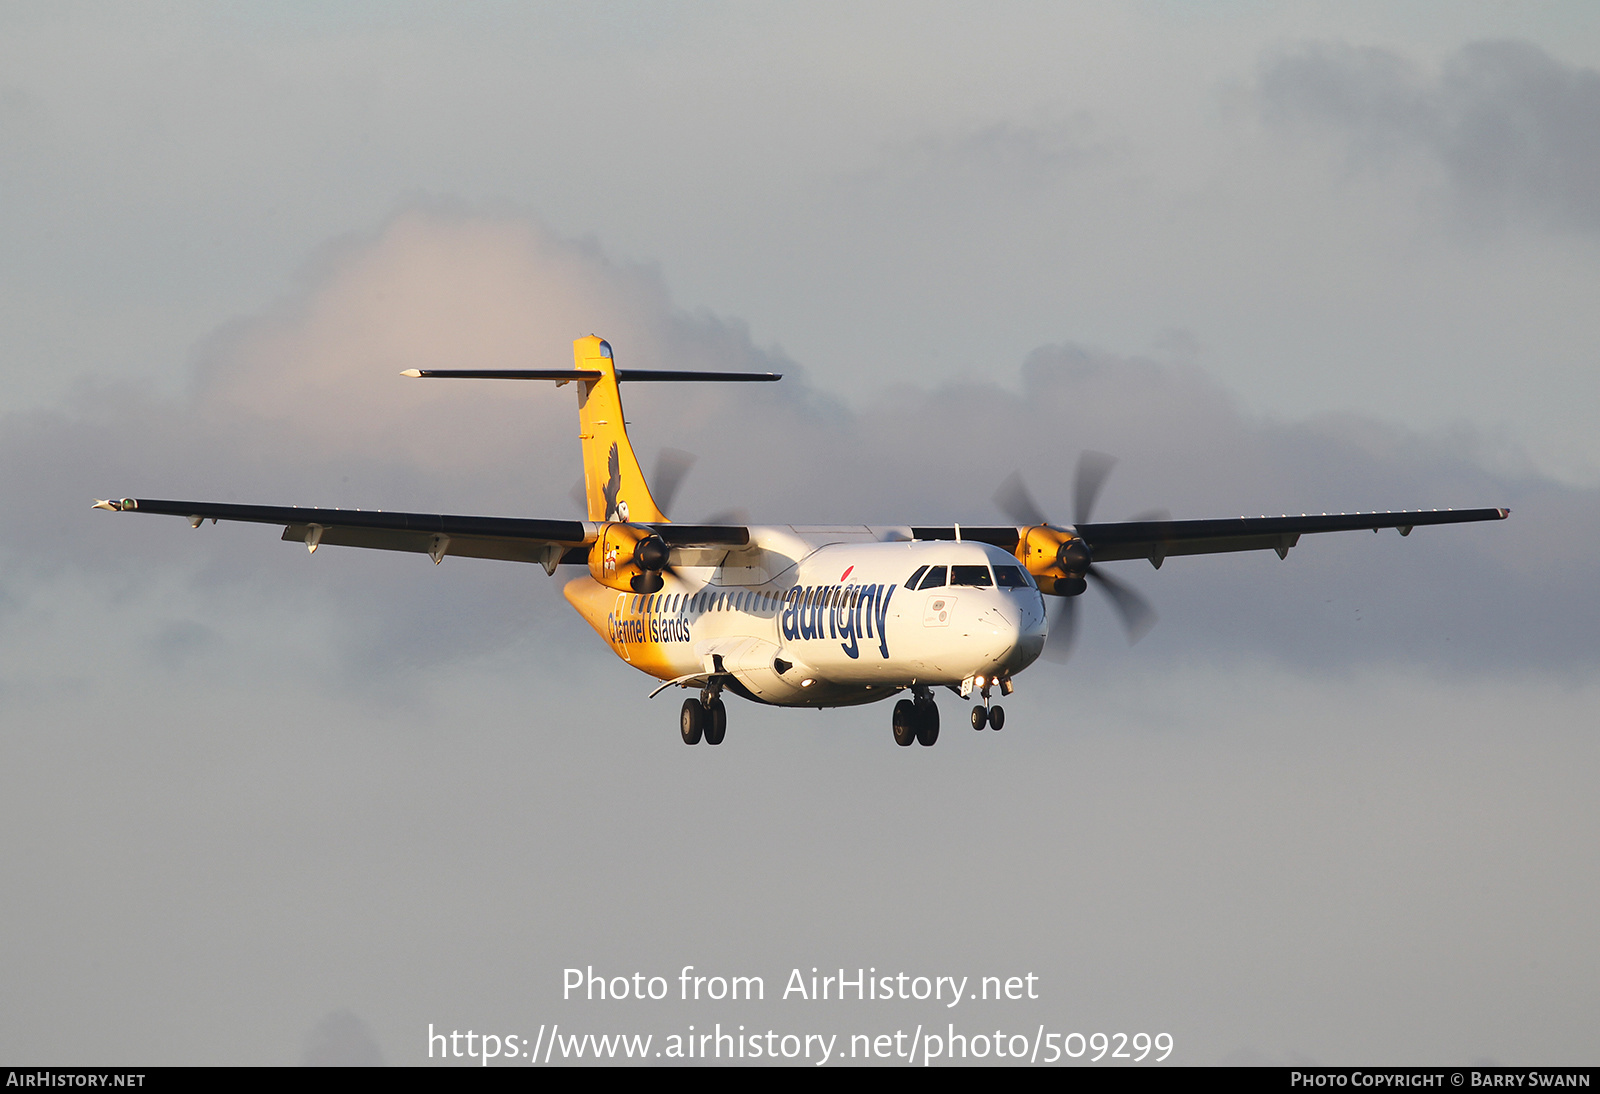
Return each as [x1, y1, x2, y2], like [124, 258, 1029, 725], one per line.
[653, 448, 696, 519]
[568, 447, 721, 523]
[994, 451, 1158, 662]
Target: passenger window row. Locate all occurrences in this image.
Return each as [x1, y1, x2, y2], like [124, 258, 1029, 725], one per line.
[625, 562, 1035, 616]
[630, 590, 781, 614]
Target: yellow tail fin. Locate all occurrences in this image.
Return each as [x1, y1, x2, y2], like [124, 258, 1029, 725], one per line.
[575, 336, 667, 524]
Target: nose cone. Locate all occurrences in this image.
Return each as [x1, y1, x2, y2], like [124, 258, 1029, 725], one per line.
[975, 591, 1047, 675]
[1009, 590, 1049, 672]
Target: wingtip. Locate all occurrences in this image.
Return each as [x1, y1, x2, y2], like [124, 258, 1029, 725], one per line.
[1498, 507, 1511, 519]
[400, 369, 423, 378]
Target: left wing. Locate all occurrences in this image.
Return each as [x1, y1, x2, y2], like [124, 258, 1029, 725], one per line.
[911, 507, 1509, 567]
[1073, 508, 1509, 566]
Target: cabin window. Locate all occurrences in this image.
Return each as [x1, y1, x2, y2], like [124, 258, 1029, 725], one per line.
[994, 565, 1033, 589]
[950, 564, 993, 587]
[917, 565, 947, 590]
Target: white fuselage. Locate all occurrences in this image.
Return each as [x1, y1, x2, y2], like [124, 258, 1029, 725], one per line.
[565, 526, 1048, 706]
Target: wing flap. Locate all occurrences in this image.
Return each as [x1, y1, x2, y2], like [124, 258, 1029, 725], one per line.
[280, 524, 569, 566]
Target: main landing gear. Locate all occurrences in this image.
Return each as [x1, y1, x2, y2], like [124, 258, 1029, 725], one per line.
[892, 686, 940, 747]
[970, 675, 1005, 732]
[680, 679, 727, 746]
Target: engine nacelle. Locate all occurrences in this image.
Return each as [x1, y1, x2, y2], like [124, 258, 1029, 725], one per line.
[1013, 525, 1090, 597]
[588, 522, 669, 593]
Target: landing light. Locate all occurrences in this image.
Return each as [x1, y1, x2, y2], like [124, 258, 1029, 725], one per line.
[801, 679, 813, 688]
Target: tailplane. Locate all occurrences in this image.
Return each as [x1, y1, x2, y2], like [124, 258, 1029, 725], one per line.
[401, 336, 781, 524]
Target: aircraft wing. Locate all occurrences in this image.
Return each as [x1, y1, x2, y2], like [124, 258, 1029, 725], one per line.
[912, 507, 1509, 566]
[92, 497, 750, 571]
[1075, 508, 1509, 566]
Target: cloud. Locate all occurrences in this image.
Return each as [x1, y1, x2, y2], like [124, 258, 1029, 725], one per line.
[1258, 40, 1600, 235]
[3, 207, 1593, 690]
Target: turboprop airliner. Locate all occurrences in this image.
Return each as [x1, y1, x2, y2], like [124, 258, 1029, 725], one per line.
[94, 336, 1508, 747]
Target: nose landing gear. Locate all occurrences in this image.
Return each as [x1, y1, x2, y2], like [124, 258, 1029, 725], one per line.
[970, 676, 1005, 731]
[971, 704, 1005, 730]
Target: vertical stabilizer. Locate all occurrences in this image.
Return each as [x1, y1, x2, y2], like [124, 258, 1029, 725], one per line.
[575, 336, 667, 524]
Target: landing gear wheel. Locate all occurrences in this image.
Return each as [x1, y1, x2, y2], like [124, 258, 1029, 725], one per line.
[704, 698, 727, 745]
[971, 705, 988, 731]
[680, 698, 704, 745]
[892, 699, 917, 747]
[988, 705, 1005, 731]
[915, 699, 940, 746]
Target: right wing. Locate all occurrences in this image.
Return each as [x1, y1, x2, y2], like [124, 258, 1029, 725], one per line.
[93, 498, 748, 572]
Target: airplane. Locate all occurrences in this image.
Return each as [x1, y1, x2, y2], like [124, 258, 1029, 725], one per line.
[94, 335, 1509, 748]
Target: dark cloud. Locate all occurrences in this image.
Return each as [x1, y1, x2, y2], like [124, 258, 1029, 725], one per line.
[1259, 40, 1600, 234]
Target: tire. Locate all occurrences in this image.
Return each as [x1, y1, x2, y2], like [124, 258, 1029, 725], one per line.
[680, 698, 704, 745]
[705, 698, 727, 746]
[971, 705, 987, 731]
[988, 705, 1005, 731]
[915, 699, 940, 746]
[892, 699, 917, 747]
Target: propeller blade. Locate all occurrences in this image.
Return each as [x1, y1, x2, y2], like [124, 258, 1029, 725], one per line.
[1042, 595, 1079, 663]
[653, 448, 696, 519]
[1087, 567, 1157, 644]
[995, 471, 1049, 527]
[1073, 450, 1118, 526]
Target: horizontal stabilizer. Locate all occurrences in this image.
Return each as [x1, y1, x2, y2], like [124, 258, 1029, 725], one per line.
[403, 368, 781, 382]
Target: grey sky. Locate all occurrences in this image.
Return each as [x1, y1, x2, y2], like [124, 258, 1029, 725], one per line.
[1, 3, 1596, 1066]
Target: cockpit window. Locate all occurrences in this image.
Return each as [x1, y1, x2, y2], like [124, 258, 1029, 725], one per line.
[950, 564, 993, 587]
[994, 565, 1032, 589]
[906, 565, 929, 589]
[917, 565, 947, 590]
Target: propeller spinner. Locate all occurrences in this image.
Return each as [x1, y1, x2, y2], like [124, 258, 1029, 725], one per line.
[995, 452, 1157, 661]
